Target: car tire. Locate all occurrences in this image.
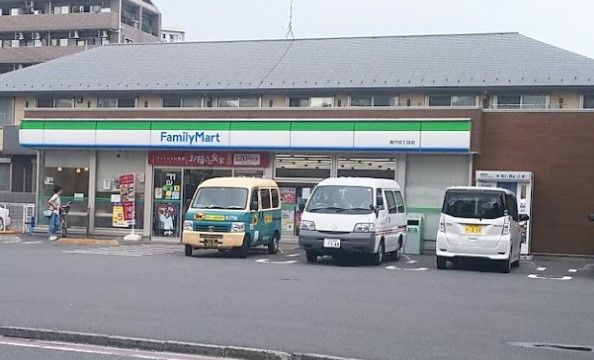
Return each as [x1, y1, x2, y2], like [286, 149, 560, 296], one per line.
[372, 241, 385, 266]
[234, 234, 251, 258]
[0, 218, 4, 231]
[305, 250, 317, 263]
[499, 256, 512, 273]
[184, 244, 193, 257]
[436, 256, 447, 270]
[268, 232, 280, 254]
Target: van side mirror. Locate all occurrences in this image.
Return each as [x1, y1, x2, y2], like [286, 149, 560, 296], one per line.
[298, 202, 305, 211]
[250, 201, 258, 211]
[589, 213, 594, 222]
[519, 214, 530, 222]
[376, 194, 384, 208]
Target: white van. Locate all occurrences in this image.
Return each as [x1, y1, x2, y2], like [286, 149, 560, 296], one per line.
[436, 187, 529, 273]
[298, 177, 406, 265]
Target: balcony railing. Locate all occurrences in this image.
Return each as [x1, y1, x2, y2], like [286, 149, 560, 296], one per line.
[0, 11, 119, 32]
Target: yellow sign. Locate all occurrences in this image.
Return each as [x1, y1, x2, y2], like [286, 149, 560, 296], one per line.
[464, 225, 482, 234]
[264, 214, 273, 224]
[251, 213, 259, 225]
[195, 213, 205, 220]
[204, 214, 225, 221]
[112, 205, 127, 228]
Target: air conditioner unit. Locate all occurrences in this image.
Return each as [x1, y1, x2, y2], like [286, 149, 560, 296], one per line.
[32, 32, 40, 40]
[11, 40, 20, 47]
[101, 7, 111, 13]
[33, 39, 42, 47]
[50, 38, 58, 46]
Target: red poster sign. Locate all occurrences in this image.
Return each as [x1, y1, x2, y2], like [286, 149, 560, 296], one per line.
[149, 152, 267, 168]
[119, 174, 135, 226]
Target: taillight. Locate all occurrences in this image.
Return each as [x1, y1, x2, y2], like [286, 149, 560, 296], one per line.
[439, 218, 446, 233]
[502, 217, 510, 235]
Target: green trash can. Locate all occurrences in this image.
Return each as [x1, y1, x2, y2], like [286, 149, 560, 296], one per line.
[405, 213, 425, 255]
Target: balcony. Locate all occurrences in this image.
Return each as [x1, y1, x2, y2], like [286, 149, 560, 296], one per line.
[0, 11, 119, 32]
[0, 44, 95, 64]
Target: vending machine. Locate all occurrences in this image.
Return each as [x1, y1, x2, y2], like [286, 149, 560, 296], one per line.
[475, 170, 533, 254]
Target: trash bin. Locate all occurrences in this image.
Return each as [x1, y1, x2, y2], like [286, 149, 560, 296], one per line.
[404, 213, 425, 255]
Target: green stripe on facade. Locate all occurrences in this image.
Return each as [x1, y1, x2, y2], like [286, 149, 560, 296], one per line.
[151, 121, 230, 131]
[291, 122, 354, 131]
[97, 121, 151, 130]
[407, 207, 442, 214]
[421, 121, 471, 131]
[355, 121, 420, 131]
[230, 121, 292, 131]
[20, 120, 45, 130]
[43, 121, 96, 130]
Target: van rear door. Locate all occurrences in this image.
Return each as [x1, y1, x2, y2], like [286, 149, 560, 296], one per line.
[442, 190, 506, 248]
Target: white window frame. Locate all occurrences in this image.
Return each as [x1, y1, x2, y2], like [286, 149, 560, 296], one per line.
[494, 94, 549, 109]
[427, 94, 478, 108]
[581, 94, 594, 109]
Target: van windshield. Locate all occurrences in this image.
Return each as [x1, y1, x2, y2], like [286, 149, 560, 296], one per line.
[306, 185, 373, 214]
[192, 187, 248, 210]
[443, 191, 505, 219]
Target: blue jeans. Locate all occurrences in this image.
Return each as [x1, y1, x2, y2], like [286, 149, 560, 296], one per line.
[48, 213, 60, 236]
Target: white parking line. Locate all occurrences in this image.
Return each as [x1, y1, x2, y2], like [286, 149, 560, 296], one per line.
[385, 265, 428, 271]
[255, 258, 298, 265]
[568, 269, 578, 273]
[22, 241, 43, 245]
[406, 260, 418, 264]
[536, 267, 546, 271]
[286, 253, 300, 258]
[527, 274, 572, 281]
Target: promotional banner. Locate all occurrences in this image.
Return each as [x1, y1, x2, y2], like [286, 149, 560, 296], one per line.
[119, 174, 136, 226]
[112, 205, 127, 228]
[149, 152, 267, 168]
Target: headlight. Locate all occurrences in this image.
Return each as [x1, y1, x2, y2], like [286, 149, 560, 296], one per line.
[183, 220, 193, 231]
[353, 223, 375, 233]
[230, 222, 245, 232]
[299, 220, 315, 231]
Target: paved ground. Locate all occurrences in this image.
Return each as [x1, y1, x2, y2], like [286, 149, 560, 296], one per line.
[1, 234, 593, 360]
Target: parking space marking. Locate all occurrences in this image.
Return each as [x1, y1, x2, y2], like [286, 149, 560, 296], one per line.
[536, 267, 546, 271]
[0, 238, 21, 244]
[255, 258, 298, 265]
[568, 269, 578, 273]
[406, 260, 418, 264]
[385, 265, 428, 271]
[22, 241, 43, 245]
[63, 245, 179, 257]
[527, 274, 572, 281]
[286, 253, 300, 258]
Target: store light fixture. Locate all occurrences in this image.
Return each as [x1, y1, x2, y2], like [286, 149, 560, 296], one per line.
[57, 167, 62, 172]
[84, 167, 89, 172]
[76, 168, 81, 173]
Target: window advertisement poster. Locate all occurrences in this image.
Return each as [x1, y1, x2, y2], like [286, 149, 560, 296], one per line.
[156, 204, 177, 236]
[119, 174, 136, 226]
[280, 187, 297, 233]
[112, 205, 127, 228]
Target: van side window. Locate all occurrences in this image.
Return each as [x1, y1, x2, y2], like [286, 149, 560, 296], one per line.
[260, 188, 272, 209]
[395, 191, 405, 213]
[384, 191, 397, 214]
[251, 189, 260, 209]
[271, 188, 280, 208]
[506, 194, 518, 221]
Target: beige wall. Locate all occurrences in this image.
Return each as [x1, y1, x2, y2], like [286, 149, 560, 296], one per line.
[398, 93, 426, 107]
[14, 97, 35, 124]
[261, 95, 287, 108]
[550, 92, 580, 109]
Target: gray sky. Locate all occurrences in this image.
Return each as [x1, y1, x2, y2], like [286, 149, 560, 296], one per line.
[157, 0, 593, 59]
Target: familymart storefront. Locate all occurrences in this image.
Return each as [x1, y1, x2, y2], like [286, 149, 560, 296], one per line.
[20, 118, 472, 243]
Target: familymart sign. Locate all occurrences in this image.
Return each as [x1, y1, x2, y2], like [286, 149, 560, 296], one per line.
[20, 118, 471, 152]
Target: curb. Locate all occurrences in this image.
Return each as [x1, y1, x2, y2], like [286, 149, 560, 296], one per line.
[0, 327, 363, 360]
[56, 238, 120, 246]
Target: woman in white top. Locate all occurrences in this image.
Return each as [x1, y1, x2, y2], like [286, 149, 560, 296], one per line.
[47, 185, 63, 241]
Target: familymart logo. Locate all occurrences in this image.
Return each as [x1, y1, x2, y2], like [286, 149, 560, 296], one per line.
[159, 131, 222, 145]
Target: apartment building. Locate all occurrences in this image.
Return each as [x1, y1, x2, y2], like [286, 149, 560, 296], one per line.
[161, 27, 185, 43]
[0, 32, 593, 255]
[0, 0, 161, 74]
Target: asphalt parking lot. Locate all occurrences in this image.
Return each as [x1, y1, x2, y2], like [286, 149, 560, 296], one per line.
[1, 235, 593, 360]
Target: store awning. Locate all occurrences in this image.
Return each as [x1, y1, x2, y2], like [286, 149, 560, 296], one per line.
[19, 118, 471, 153]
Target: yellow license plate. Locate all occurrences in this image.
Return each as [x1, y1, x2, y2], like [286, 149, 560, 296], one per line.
[464, 225, 482, 234]
[203, 239, 218, 248]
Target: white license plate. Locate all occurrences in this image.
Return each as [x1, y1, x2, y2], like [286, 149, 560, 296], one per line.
[323, 239, 341, 248]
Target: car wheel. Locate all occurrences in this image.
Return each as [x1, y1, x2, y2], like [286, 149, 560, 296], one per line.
[499, 256, 512, 273]
[184, 244, 193, 257]
[0, 218, 4, 231]
[233, 234, 251, 258]
[436, 256, 447, 270]
[372, 241, 385, 266]
[305, 250, 317, 263]
[268, 232, 280, 254]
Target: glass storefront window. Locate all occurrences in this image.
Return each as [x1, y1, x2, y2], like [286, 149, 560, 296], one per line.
[39, 151, 90, 230]
[95, 151, 146, 230]
[274, 155, 332, 179]
[153, 169, 182, 237]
